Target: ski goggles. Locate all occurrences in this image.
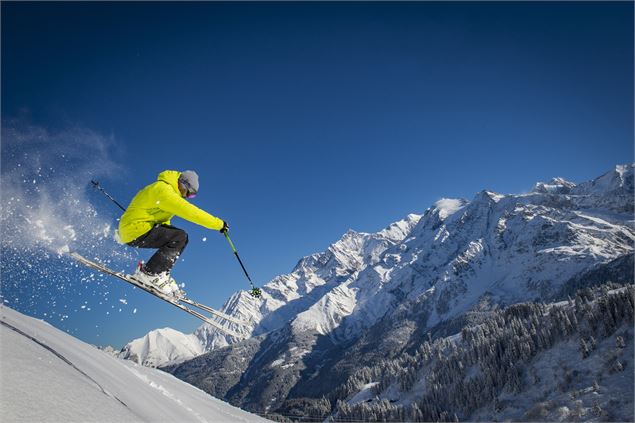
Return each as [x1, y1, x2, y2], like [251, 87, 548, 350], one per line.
[180, 179, 198, 199]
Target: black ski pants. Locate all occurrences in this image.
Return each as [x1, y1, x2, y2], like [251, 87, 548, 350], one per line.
[128, 224, 188, 275]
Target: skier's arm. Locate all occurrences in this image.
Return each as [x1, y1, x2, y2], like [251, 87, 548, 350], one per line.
[156, 184, 224, 231]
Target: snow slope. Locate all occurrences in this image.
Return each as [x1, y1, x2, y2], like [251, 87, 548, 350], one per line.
[0, 305, 269, 422]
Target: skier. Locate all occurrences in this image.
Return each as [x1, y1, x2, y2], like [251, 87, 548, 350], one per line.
[118, 170, 228, 297]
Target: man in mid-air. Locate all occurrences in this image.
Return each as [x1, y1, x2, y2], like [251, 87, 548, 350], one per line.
[118, 170, 228, 297]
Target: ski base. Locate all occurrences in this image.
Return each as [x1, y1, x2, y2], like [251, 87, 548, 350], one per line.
[69, 252, 247, 338]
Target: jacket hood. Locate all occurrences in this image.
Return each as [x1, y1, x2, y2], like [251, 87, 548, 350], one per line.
[157, 170, 181, 194]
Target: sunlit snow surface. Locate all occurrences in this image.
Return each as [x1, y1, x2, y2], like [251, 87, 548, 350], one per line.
[0, 305, 269, 422]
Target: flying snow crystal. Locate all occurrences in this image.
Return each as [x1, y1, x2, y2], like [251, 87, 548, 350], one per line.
[119, 299, 127, 305]
[2, 123, 122, 256]
[133, 308, 137, 314]
[56, 245, 70, 255]
[202, 237, 207, 242]
[0, 120, 133, 330]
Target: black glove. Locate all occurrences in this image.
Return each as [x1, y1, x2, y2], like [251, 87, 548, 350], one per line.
[220, 221, 229, 234]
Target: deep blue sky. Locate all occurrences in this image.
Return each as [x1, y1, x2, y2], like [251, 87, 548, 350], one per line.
[2, 2, 633, 347]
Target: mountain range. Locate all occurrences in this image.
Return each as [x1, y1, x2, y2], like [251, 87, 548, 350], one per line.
[119, 164, 634, 420]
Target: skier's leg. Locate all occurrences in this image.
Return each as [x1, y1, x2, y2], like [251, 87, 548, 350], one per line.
[128, 224, 189, 274]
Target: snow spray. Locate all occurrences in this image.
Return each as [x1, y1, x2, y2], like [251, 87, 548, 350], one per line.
[0, 120, 136, 330]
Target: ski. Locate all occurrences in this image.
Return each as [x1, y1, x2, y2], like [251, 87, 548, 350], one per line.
[179, 297, 248, 326]
[68, 252, 245, 338]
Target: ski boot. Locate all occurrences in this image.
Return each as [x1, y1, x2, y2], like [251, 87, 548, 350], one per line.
[130, 262, 178, 297]
[166, 276, 186, 299]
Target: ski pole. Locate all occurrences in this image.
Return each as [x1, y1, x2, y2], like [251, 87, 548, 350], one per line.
[224, 232, 262, 298]
[91, 180, 126, 212]
[92, 179, 261, 298]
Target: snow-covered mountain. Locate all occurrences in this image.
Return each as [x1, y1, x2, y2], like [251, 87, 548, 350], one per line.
[167, 257, 634, 420]
[119, 327, 204, 367]
[159, 164, 634, 418]
[0, 305, 269, 422]
[124, 164, 633, 370]
[121, 213, 422, 365]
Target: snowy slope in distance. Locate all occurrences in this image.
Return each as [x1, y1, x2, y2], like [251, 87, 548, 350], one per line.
[0, 305, 269, 423]
[118, 327, 204, 367]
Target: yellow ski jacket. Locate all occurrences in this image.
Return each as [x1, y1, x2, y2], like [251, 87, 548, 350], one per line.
[118, 170, 224, 244]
